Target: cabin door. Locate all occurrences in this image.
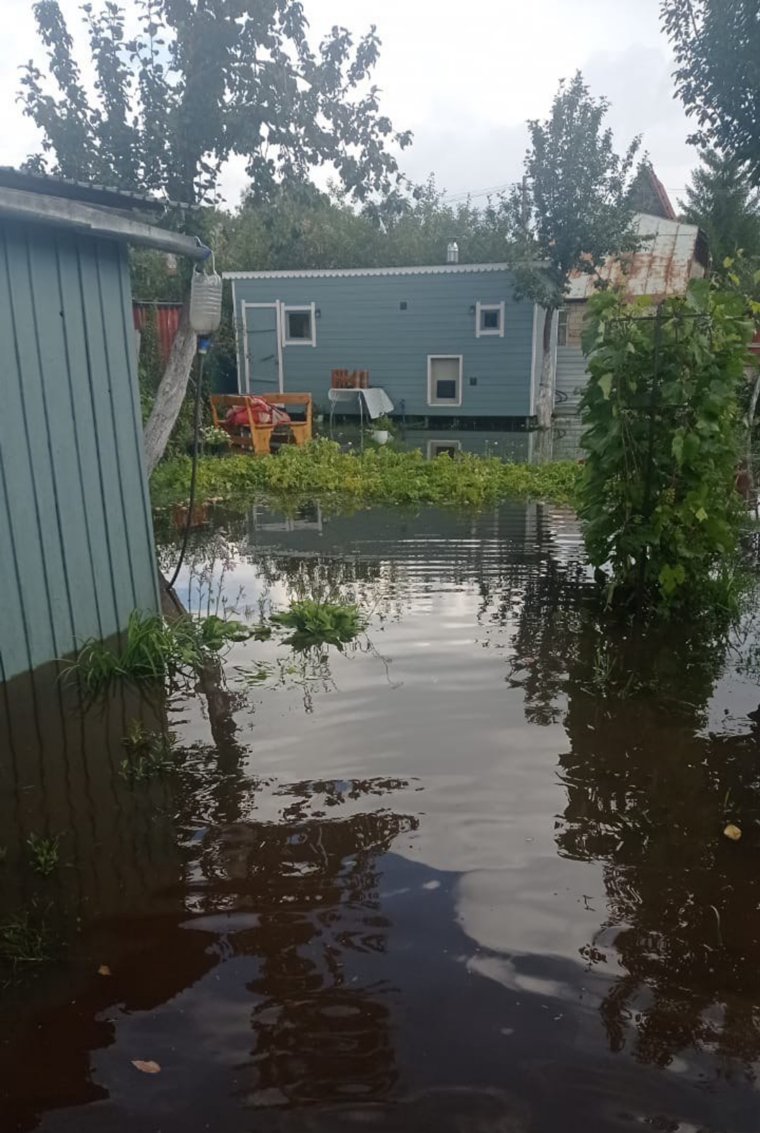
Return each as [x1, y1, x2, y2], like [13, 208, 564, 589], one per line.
[243, 302, 283, 393]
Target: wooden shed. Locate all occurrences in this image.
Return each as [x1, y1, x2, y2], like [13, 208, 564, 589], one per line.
[0, 169, 206, 682]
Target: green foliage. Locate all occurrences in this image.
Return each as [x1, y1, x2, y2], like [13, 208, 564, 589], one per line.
[272, 600, 364, 649]
[20, 0, 410, 207]
[0, 910, 50, 968]
[150, 441, 582, 511]
[121, 721, 178, 782]
[26, 834, 59, 877]
[579, 280, 754, 609]
[663, 0, 760, 185]
[508, 72, 641, 312]
[65, 611, 251, 692]
[680, 149, 760, 265]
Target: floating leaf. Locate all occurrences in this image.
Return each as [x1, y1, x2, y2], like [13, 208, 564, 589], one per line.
[97, 964, 111, 976]
[131, 1060, 161, 1074]
[723, 824, 742, 842]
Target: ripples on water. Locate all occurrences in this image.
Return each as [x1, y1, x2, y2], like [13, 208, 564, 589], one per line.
[2, 500, 760, 1132]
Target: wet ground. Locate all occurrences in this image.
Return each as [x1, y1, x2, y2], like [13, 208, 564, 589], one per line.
[2, 500, 760, 1131]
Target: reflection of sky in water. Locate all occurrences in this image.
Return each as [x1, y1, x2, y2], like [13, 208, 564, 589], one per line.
[4, 499, 760, 1132]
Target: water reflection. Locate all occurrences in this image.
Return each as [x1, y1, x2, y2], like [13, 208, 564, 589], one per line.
[3, 500, 760, 1132]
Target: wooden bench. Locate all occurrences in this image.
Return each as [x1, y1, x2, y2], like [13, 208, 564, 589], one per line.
[210, 393, 313, 455]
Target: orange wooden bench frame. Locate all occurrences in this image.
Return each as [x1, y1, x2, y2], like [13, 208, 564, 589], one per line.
[210, 393, 313, 455]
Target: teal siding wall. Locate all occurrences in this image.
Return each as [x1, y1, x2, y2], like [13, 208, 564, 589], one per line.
[0, 221, 159, 681]
[230, 269, 536, 417]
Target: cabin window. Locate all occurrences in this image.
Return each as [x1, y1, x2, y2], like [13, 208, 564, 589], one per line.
[475, 301, 505, 338]
[427, 355, 463, 407]
[557, 308, 568, 347]
[283, 304, 316, 346]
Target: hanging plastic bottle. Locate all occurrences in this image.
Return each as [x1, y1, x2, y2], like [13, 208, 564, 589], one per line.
[189, 251, 223, 335]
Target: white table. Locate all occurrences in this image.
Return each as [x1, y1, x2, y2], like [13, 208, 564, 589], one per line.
[327, 387, 394, 433]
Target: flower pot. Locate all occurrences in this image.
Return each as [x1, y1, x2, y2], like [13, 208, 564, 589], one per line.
[372, 429, 390, 445]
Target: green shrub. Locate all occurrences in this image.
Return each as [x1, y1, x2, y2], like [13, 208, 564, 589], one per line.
[579, 281, 754, 611]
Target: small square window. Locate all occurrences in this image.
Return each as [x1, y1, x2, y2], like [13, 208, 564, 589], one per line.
[476, 302, 504, 337]
[283, 305, 315, 346]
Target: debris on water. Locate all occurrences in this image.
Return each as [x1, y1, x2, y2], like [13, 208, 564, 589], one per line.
[97, 964, 111, 976]
[131, 1060, 161, 1074]
[723, 824, 742, 842]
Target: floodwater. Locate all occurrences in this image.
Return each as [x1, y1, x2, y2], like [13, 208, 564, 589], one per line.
[2, 500, 760, 1132]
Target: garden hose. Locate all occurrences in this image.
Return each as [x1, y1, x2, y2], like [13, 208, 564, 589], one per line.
[167, 342, 207, 593]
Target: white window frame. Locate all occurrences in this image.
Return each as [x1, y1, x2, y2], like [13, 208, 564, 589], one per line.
[427, 439, 462, 459]
[475, 300, 505, 338]
[427, 354, 463, 408]
[282, 302, 316, 347]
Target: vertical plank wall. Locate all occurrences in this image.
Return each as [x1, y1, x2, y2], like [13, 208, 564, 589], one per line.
[0, 221, 160, 681]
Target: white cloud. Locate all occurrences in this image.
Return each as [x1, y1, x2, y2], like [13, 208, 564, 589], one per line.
[0, 0, 697, 210]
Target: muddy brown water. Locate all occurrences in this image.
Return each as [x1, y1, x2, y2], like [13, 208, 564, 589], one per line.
[2, 501, 760, 1132]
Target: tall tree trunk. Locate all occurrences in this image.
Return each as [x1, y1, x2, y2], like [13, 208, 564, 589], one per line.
[143, 304, 197, 477]
[535, 308, 556, 430]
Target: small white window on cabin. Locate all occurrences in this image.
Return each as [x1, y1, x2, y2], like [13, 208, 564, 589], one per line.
[283, 304, 316, 346]
[475, 301, 505, 338]
[428, 355, 463, 407]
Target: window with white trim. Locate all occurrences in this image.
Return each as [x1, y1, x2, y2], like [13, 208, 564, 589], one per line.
[475, 301, 505, 338]
[283, 304, 316, 346]
[557, 307, 569, 347]
[427, 355, 463, 407]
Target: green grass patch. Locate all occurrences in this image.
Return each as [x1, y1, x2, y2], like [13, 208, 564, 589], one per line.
[150, 440, 581, 510]
[271, 599, 364, 649]
[0, 909, 51, 969]
[65, 611, 252, 694]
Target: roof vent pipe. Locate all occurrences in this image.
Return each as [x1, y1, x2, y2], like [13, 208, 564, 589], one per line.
[446, 240, 459, 265]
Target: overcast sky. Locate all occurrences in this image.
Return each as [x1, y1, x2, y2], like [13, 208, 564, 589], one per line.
[0, 0, 697, 210]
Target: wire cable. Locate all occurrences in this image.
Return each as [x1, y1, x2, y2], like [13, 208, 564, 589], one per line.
[167, 345, 204, 593]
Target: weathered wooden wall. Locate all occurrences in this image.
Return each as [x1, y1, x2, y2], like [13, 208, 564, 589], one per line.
[0, 221, 159, 681]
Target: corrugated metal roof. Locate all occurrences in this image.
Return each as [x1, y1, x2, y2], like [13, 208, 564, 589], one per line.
[0, 167, 171, 214]
[224, 262, 512, 280]
[565, 213, 707, 302]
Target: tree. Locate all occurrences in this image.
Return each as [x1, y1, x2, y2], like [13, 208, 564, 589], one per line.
[19, 0, 411, 471]
[680, 148, 760, 267]
[508, 73, 640, 429]
[662, 0, 760, 185]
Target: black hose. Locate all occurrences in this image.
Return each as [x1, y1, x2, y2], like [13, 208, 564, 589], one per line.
[167, 348, 204, 593]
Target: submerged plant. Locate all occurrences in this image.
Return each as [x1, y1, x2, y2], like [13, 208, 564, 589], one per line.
[272, 599, 364, 648]
[26, 834, 59, 877]
[150, 441, 582, 511]
[0, 909, 51, 968]
[65, 612, 252, 693]
[121, 722, 178, 782]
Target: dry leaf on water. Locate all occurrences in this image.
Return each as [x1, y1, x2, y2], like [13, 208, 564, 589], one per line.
[131, 1060, 161, 1075]
[97, 964, 111, 976]
[723, 824, 742, 842]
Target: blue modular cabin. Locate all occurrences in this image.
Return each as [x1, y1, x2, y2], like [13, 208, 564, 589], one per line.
[0, 168, 206, 681]
[224, 264, 547, 422]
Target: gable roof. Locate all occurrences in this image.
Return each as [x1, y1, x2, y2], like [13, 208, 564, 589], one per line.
[566, 213, 708, 302]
